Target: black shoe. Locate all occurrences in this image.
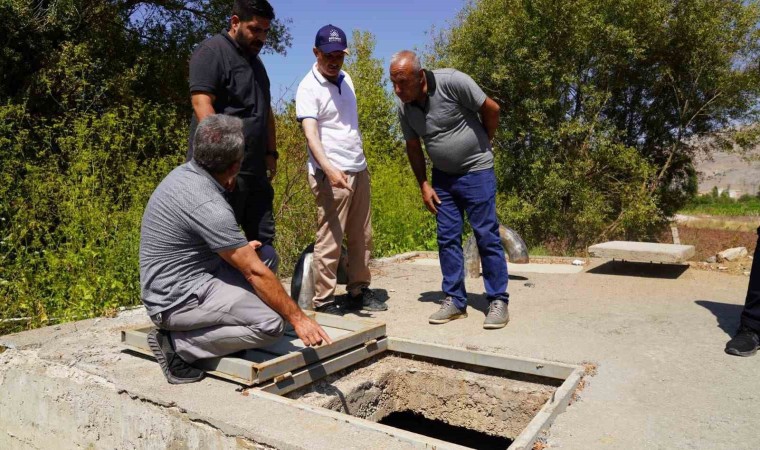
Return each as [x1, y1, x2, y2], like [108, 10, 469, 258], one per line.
[314, 301, 345, 316]
[725, 326, 760, 357]
[347, 288, 388, 311]
[147, 329, 205, 384]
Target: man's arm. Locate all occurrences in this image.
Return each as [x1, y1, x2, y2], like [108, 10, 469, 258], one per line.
[218, 244, 332, 347]
[479, 97, 500, 142]
[265, 106, 277, 180]
[191, 92, 217, 123]
[300, 118, 351, 190]
[405, 138, 440, 214]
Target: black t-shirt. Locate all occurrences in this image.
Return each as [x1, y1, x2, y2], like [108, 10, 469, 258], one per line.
[188, 31, 271, 176]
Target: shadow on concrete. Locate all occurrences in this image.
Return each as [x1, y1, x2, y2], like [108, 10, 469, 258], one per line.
[418, 291, 489, 315]
[586, 261, 689, 279]
[470, 273, 528, 281]
[695, 300, 743, 337]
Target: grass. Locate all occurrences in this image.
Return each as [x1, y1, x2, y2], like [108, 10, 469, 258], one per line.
[680, 196, 760, 217]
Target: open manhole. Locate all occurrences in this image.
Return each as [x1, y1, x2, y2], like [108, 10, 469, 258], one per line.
[123, 314, 584, 449]
[286, 353, 562, 449]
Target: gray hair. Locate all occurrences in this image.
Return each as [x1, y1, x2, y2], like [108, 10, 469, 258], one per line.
[390, 50, 421, 72]
[193, 114, 245, 174]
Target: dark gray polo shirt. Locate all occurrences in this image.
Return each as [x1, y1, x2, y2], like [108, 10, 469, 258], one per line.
[397, 69, 493, 174]
[188, 31, 271, 177]
[139, 161, 248, 316]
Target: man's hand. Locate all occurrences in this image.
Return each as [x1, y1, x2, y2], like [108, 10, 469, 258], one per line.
[324, 166, 352, 191]
[291, 314, 333, 347]
[265, 154, 277, 181]
[421, 182, 441, 214]
[248, 240, 262, 250]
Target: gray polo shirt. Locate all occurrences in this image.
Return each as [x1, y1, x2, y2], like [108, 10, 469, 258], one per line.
[397, 69, 493, 174]
[139, 161, 248, 315]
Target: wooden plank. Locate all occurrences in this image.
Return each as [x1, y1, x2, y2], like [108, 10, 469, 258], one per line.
[509, 368, 584, 450]
[254, 325, 386, 383]
[257, 338, 388, 396]
[121, 315, 387, 386]
[121, 329, 255, 385]
[283, 325, 352, 341]
[312, 312, 384, 332]
[387, 337, 577, 380]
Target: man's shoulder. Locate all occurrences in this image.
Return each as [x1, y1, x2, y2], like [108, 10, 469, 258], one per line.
[432, 68, 464, 83]
[153, 164, 215, 203]
[192, 34, 230, 58]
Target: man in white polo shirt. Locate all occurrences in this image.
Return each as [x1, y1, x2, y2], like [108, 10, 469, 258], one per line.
[295, 24, 387, 315]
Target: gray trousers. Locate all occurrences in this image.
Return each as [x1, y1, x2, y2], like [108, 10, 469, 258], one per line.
[151, 246, 284, 363]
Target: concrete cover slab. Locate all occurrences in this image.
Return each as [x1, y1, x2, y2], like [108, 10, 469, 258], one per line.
[1, 258, 758, 449]
[588, 240, 695, 263]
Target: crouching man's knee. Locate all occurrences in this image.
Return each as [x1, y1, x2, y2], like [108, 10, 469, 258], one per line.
[260, 313, 286, 339]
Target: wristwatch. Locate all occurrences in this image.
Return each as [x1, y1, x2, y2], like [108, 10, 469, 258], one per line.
[266, 149, 279, 160]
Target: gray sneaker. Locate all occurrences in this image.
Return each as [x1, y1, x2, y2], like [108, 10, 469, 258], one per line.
[483, 299, 509, 329]
[428, 297, 468, 324]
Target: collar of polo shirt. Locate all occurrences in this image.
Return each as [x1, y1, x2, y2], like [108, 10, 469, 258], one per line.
[311, 63, 346, 93]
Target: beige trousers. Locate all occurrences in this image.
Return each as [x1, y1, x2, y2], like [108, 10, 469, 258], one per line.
[308, 168, 372, 307]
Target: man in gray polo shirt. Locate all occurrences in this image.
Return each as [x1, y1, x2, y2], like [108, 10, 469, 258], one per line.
[389, 50, 510, 329]
[140, 114, 331, 384]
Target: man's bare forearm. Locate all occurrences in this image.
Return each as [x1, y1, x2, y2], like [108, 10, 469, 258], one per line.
[220, 246, 305, 323]
[480, 97, 501, 142]
[405, 139, 428, 186]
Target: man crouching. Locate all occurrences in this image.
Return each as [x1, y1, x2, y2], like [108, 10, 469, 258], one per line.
[139, 114, 331, 384]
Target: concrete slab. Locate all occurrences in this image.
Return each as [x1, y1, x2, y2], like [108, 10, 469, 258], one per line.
[2, 257, 758, 449]
[588, 240, 695, 263]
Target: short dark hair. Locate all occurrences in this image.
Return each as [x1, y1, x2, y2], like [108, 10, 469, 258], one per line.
[193, 115, 244, 174]
[232, 0, 275, 21]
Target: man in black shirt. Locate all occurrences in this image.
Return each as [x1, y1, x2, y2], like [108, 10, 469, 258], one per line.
[188, 0, 279, 270]
[725, 226, 760, 357]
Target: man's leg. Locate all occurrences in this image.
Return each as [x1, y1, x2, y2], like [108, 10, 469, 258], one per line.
[740, 227, 760, 330]
[160, 264, 285, 363]
[726, 227, 760, 356]
[308, 170, 352, 311]
[458, 169, 509, 329]
[459, 169, 509, 302]
[425, 169, 469, 324]
[229, 175, 276, 246]
[343, 170, 386, 311]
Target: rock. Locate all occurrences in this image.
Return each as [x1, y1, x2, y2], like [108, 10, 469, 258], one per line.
[718, 266, 729, 271]
[572, 259, 584, 266]
[717, 247, 748, 262]
[524, 282, 535, 288]
[744, 271, 751, 276]
[705, 256, 717, 264]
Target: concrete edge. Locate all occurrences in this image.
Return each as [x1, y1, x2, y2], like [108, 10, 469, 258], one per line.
[508, 367, 584, 450]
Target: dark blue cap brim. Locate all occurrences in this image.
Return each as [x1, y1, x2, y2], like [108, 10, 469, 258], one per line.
[318, 43, 348, 54]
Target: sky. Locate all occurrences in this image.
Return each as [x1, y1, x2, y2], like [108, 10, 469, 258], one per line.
[260, 0, 467, 102]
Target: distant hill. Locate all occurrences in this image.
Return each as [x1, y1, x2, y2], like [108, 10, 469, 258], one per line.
[693, 150, 760, 198]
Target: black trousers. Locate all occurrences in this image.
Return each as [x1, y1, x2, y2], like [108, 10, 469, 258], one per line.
[740, 227, 760, 332]
[228, 173, 275, 246]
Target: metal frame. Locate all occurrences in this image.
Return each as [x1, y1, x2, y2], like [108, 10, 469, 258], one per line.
[122, 318, 584, 449]
[121, 313, 386, 386]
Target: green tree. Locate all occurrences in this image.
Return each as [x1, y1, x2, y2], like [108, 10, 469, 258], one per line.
[429, 0, 760, 249]
[0, 0, 294, 332]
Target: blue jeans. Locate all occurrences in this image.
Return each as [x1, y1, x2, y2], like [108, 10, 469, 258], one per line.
[432, 168, 509, 310]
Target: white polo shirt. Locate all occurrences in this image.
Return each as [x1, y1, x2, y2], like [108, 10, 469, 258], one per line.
[295, 63, 367, 175]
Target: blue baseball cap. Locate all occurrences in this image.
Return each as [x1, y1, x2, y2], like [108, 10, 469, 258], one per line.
[315, 24, 348, 54]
